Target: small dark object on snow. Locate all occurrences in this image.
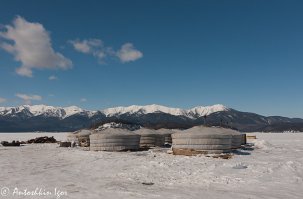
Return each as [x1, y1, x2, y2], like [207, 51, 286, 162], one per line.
[142, 182, 154, 186]
[206, 154, 233, 159]
[26, 136, 57, 144]
[232, 164, 248, 169]
[1, 140, 21, 147]
[59, 142, 71, 147]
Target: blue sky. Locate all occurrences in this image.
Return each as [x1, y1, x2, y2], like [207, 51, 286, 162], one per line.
[0, 0, 303, 117]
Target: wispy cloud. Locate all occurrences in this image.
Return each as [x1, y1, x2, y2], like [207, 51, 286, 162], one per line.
[116, 43, 143, 63]
[16, 93, 42, 104]
[48, 75, 58, 80]
[0, 16, 72, 77]
[70, 39, 102, 54]
[80, 98, 87, 102]
[70, 39, 142, 63]
[69, 39, 108, 62]
[0, 97, 6, 103]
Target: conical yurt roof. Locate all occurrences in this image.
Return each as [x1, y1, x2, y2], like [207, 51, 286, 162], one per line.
[156, 128, 174, 135]
[135, 128, 159, 135]
[172, 126, 233, 139]
[92, 128, 139, 138]
[218, 127, 241, 135]
[77, 129, 92, 136]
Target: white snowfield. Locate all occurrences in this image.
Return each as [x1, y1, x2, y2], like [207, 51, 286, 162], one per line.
[0, 133, 303, 199]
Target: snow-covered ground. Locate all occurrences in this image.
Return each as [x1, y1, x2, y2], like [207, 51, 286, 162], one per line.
[0, 132, 68, 142]
[0, 133, 303, 199]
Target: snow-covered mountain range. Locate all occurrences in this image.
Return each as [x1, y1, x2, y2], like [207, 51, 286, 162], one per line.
[0, 105, 86, 118]
[0, 104, 228, 119]
[102, 104, 229, 118]
[0, 104, 302, 132]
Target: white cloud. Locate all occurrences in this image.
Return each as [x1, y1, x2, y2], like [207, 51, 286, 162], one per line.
[16, 93, 42, 104]
[70, 39, 143, 64]
[0, 97, 6, 103]
[80, 98, 87, 102]
[48, 75, 57, 80]
[0, 16, 72, 77]
[70, 39, 107, 62]
[70, 39, 102, 54]
[71, 41, 91, 53]
[116, 43, 143, 63]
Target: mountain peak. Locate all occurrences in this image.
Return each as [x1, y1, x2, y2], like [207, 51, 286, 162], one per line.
[190, 104, 229, 116]
[63, 106, 84, 117]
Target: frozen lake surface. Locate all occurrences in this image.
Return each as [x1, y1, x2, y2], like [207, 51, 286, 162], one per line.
[0, 132, 303, 199]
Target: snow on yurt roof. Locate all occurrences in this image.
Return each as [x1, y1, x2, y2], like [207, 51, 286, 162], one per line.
[135, 128, 159, 135]
[172, 126, 233, 139]
[218, 127, 241, 135]
[94, 122, 141, 131]
[77, 129, 92, 136]
[156, 128, 174, 134]
[92, 128, 139, 138]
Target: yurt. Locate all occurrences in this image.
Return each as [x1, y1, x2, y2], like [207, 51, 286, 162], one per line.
[135, 128, 165, 148]
[77, 129, 92, 147]
[156, 128, 174, 145]
[220, 128, 243, 149]
[172, 126, 232, 155]
[90, 128, 141, 151]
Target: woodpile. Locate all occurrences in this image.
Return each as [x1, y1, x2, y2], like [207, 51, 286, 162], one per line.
[1, 141, 21, 147]
[26, 136, 57, 143]
[246, 135, 257, 139]
[59, 141, 72, 147]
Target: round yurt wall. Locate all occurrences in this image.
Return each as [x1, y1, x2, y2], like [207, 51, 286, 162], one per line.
[90, 128, 141, 151]
[219, 128, 242, 149]
[135, 128, 165, 148]
[172, 126, 233, 155]
[156, 128, 174, 144]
